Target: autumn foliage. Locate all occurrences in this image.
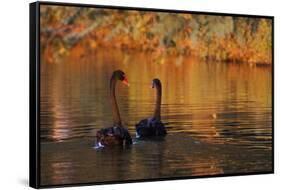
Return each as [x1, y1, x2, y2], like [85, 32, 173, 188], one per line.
[40, 5, 272, 65]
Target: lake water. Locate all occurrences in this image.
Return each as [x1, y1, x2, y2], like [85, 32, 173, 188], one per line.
[40, 49, 272, 186]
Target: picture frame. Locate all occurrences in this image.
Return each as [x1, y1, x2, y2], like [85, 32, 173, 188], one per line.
[30, 1, 274, 188]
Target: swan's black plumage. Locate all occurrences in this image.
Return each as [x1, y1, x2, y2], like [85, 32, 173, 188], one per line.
[96, 70, 132, 146]
[135, 79, 167, 138]
[96, 125, 132, 146]
[136, 117, 166, 137]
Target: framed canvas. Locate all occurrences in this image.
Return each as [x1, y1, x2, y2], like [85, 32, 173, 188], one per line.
[30, 1, 274, 188]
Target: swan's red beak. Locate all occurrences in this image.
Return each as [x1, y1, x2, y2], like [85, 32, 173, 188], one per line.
[122, 77, 129, 86]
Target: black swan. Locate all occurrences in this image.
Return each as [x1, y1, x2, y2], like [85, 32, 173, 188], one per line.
[96, 70, 132, 147]
[135, 78, 167, 138]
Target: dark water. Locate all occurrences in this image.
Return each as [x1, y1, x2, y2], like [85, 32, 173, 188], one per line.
[40, 50, 272, 186]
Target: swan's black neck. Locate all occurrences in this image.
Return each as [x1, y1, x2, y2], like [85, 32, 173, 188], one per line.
[110, 76, 122, 126]
[153, 83, 162, 120]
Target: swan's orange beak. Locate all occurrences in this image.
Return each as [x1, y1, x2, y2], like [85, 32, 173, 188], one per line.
[122, 77, 130, 86]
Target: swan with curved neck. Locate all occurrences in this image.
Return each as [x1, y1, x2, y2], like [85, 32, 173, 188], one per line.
[135, 78, 167, 138]
[96, 70, 132, 147]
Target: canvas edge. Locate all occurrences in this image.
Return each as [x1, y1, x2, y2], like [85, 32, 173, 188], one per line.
[29, 1, 40, 189]
[37, 0, 274, 18]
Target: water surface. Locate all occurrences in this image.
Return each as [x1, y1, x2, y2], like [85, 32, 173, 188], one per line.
[40, 50, 272, 186]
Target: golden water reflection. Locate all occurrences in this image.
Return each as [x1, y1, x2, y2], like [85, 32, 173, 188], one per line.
[40, 49, 272, 185]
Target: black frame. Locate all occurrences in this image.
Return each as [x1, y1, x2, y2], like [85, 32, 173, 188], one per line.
[29, 1, 274, 188]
